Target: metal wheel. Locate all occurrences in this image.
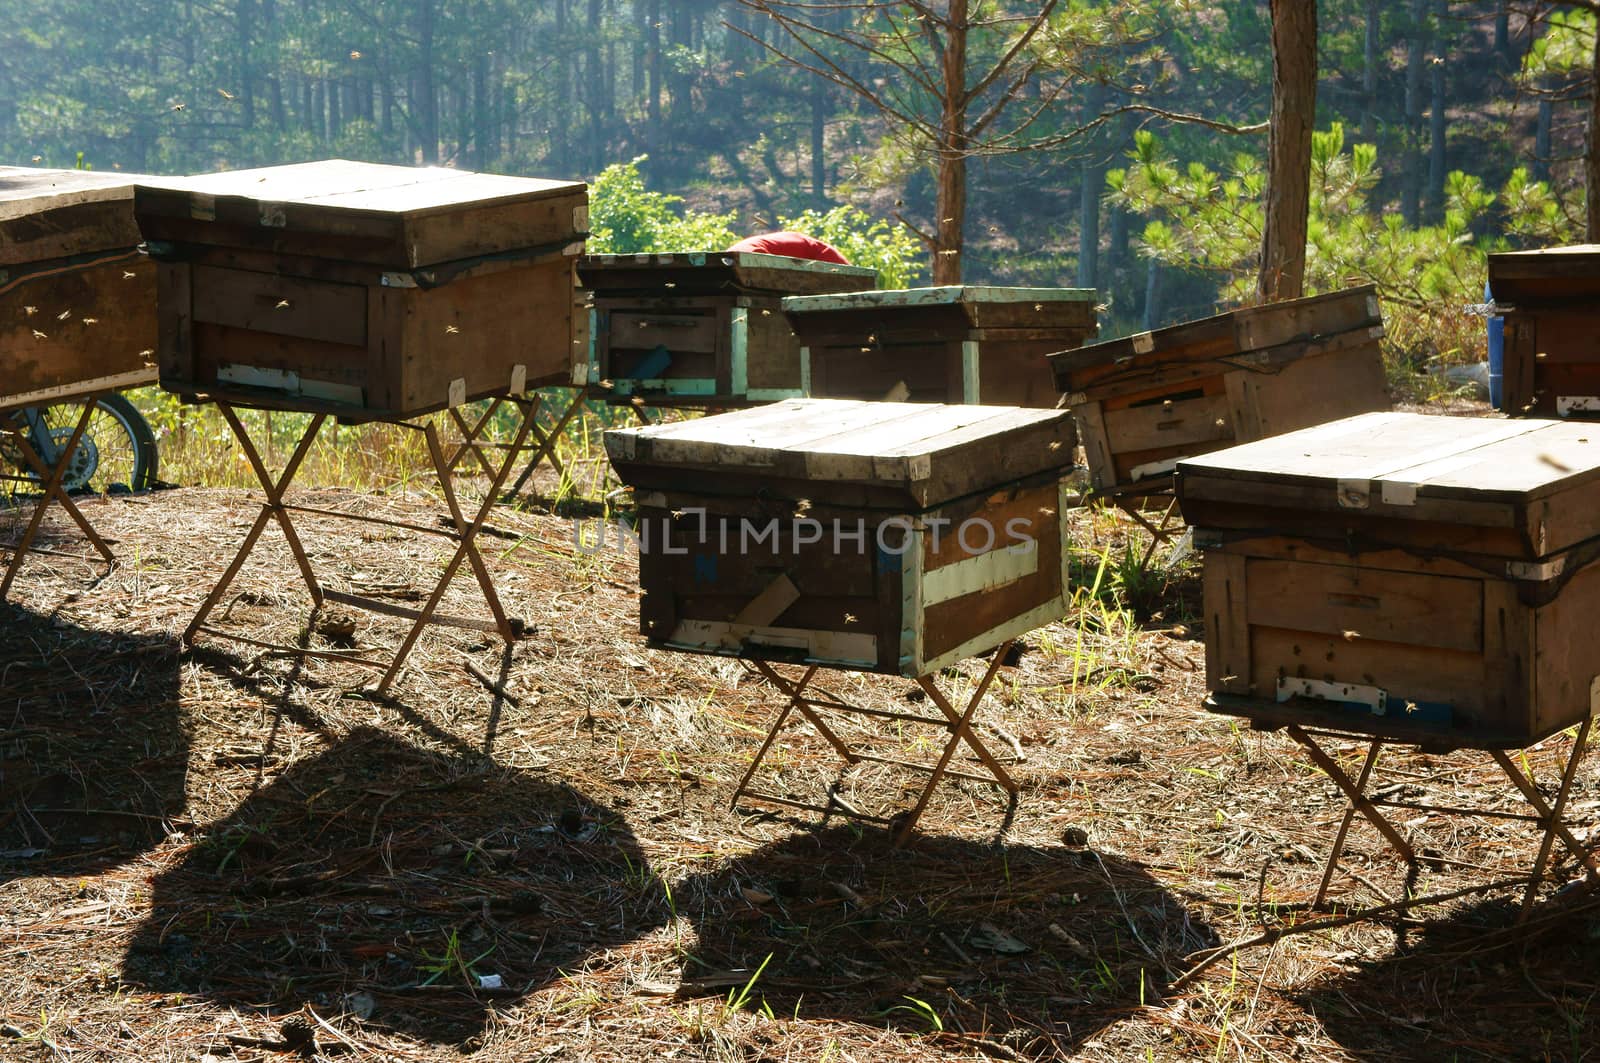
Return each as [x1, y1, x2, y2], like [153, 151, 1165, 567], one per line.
[31, 394, 158, 493]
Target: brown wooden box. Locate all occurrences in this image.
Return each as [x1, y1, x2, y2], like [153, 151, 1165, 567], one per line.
[135, 160, 587, 418]
[1052, 286, 1389, 496]
[579, 252, 877, 407]
[604, 399, 1076, 677]
[1487, 244, 1600, 416]
[0, 167, 157, 410]
[1175, 411, 1600, 749]
[782, 286, 1098, 409]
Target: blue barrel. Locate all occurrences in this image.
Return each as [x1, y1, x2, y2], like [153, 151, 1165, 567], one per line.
[1486, 279, 1504, 409]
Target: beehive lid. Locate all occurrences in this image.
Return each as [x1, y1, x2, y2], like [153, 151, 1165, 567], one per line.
[1175, 411, 1600, 558]
[784, 285, 1095, 329]
[1052, 285, 1382, 398]
[0, 167, 146, 265]
[606, 398, 1076, 510]
[134, 160, 587, 268]
[1488, 244, 1600, 303]
[579, 251, 876, 296]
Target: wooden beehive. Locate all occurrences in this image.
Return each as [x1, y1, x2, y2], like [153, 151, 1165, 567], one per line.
[0, 167, 157, 410]
[1053, 285, 1389, 496]
[604, 399, 1076, 677]
[135, 160, 587, 418]
[579, 252, 877, 406]
[1176, 411, 1600, 749]
[782, 286, 1098, 408]
[1488, 244, 1600, 417]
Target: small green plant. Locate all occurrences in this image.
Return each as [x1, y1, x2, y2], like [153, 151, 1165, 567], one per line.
[417, 928, 496, 988]
[721, 952, 774, 1018]
[885, 995, 944, 1032]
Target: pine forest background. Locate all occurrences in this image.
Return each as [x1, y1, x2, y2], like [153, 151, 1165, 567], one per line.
[3, 0, 1595, 378]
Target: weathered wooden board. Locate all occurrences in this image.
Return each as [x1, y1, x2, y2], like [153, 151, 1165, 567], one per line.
[0, 167, 158, 408]
[141, 160, 587, 417]
[0, 167, 147, 265]
[605, 398, 1077, 510]
[1175, 410, 1600, 559]
[784, 286, 1098, 408]
[1488, 245, 1600, 416]
[1183, 407, 1600, 747]
[1056, 286, 1389, 494]
[607, 398, 1076, 676]
[136, 160, 587, 268]
[581, 253, 876, 407]
[1197, 540, 1600, 748]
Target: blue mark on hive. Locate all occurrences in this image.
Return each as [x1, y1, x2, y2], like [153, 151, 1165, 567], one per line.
[693, 553, 717, 584]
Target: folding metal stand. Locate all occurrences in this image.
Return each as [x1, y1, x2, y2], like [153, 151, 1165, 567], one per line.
[446, 389, 588, 498]
[1281, 718, 1600, 917]
[730, 643, 1020, 844]
[184, 399, 535, 695]
[0, 396, 115, 599]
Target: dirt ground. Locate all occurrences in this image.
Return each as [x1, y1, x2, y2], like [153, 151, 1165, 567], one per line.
[1, 459, 1597, 1063]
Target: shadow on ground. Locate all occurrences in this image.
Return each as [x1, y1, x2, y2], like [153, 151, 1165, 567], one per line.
[675, 825, 1217, 1055]
[1301, 892, 1600, 1062]
[122, 727, 664, 1047]
[0, 600, 187, 881]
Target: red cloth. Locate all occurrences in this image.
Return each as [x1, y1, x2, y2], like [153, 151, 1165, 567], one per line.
[726, 231, 849, 264]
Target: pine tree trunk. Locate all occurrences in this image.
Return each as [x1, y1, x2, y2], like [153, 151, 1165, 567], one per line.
[417, 1, 439, 163]
[1536, 82, 1552, 183]
[1258, 0, 1317, 303]
[647, 0, 662, 146]
[474, 52, 491, 169]
[1402, 0, 1426, 226]
[811, 76, 827, 204]
[587, 0, 603, 173]
[553, 0, 569, 164]
[1142, 259, 1161, 330]
[1077, 80, 1107, 291]
[1362, 0, 1379, 141]
[1425, 0, 1447, 220]
[933, 0, 969, 286]
[237, 0, 256, 130]
[1588, 28, 1600, 241]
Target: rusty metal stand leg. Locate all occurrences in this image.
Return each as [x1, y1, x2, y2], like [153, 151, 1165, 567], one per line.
[1492, 717, 1598, 916]
[1288, 726, 1417, 906]
[730, 663, 826, 810]
[731, 652, 1020, 844]
[446, 396, 511, 478]
[184, 407, 327, 645]
[0, 398, 113, 599]
[371, 406, 536, 695]
[902, 644, 1019, 844]
[1311, 740, 1385, 908]
[505, 392, 584, 498]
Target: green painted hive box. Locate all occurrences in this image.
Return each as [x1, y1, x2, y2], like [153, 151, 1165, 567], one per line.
[604, 398, 1076, 677]
[579, 252, 877, 408]
[782, 286, 1098, 408]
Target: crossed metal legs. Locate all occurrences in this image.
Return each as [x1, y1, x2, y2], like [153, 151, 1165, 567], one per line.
[0, 396, 115, 600]
[1291, 719, 1599, 916]
[184, 400, 534, 696]
[731, 644, 1020, 845]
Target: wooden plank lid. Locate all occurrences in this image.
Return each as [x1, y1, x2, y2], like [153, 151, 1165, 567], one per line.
[1488, 243, 1600, 303]
[1175, 411, 1600, 557]
[606, 398, 1076, 509]
[579, 251, 876, 296]
[135, 160, 587, 268]
[0, 167, 150, 265]
[784, 284, 1094, 320]
[1051, 285, 1381, 395]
